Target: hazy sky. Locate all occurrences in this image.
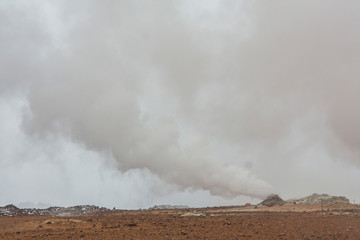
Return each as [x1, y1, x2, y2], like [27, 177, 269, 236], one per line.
[1, 0, 360, 209]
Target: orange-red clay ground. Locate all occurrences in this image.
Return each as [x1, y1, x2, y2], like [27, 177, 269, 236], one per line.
[1, 203, 359, 240]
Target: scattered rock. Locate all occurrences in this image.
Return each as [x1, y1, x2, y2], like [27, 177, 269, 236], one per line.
[124, 223, 137, 227]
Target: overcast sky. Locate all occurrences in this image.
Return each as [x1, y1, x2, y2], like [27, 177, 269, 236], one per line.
[1, 0, 360, 209]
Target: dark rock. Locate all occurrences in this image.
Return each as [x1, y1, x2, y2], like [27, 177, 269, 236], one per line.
[259, 194, 286, 207]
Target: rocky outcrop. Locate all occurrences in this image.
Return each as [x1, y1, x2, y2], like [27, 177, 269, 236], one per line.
[0, 205, 110, 217]
[287, 193, 349, 205]
[259, 194, 286, 207]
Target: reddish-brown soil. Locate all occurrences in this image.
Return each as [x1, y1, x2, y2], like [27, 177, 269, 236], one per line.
[1, 204, 359, 240]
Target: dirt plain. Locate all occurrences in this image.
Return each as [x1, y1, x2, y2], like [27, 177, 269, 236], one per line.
[1, 203, 360, 240]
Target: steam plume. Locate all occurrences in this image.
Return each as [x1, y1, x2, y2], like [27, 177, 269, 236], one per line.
[1, 0, 360, 204]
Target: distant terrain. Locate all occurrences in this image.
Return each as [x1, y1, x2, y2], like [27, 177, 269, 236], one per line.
[1, 193, 359, 239]
[1, 193, 351, 217]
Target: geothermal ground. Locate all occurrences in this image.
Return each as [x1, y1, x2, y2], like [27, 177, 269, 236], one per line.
[1, 202, 360, 239]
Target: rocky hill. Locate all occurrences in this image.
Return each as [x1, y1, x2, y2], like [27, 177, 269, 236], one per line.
[258, 194, 286, 207]
[0, 204, 110, 217]
[287, 193, 349, 205]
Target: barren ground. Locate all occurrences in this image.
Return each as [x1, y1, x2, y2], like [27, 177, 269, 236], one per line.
[1, 203, 359, 239]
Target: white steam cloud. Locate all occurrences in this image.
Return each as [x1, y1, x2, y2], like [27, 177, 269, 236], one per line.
[1, 0, 360, 207]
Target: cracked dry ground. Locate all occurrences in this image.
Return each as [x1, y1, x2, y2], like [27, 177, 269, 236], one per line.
[1, 210, 360, 239]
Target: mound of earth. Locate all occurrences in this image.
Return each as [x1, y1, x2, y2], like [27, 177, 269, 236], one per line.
[288, 193, 350, 205]
[259, 194, 286, 207]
